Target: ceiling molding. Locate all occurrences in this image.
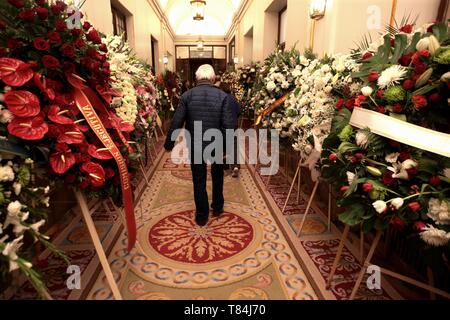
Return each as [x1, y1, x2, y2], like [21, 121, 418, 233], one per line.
[225, 0, 252, 42]
[146, 0, 176, 40]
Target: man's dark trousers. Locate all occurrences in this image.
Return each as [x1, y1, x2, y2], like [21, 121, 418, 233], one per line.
[191, 162, 225, 219]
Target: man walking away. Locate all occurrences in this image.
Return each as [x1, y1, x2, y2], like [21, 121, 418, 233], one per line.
[164, 65, 235, 227]
[220, 82, 241, 178]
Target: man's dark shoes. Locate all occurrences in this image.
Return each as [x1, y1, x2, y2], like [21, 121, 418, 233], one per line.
[212, 208, 224, 217]
[195, 214, 209, 227]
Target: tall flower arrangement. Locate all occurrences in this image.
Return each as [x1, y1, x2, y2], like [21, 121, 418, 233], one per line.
[105, 35, 158, 143]
[0, 0, 139, 201]
[0, 0, 142, 293]
[270, 54, 360, 163]
[156, 70, 181, 118]
[321, 22, 450, 250]
[250, 47, 304, 118]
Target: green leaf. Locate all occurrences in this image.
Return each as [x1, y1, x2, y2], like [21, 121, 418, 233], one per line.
[390, 34, 408, 64]
[339, 203, 366, 226]
[338, 142, 359, 154]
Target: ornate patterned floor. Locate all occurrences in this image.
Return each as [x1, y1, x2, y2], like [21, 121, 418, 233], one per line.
[86, 152, 318, 300]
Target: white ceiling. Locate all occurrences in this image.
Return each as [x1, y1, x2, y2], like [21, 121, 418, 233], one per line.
[158, 0, 242, 36]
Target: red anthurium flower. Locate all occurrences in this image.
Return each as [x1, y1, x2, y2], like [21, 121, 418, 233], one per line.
[96, 85, 122, 104]
[81, 162, 106, 188]
[4, 90, 41, 117]
[88, 144, 113, 160]
[48, 105, 74, 125]
[8, 114, 48, 141]
[414, 221, 427, 232]
[57, 125, 85, 144]
[49, 143, 76, 174]
[34, 73, 55, 101]
[0, 58, 34, 87]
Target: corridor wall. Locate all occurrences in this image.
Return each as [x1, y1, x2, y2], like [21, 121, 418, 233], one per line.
[228, 0, 447, 65]
[80, 0, 176, 72]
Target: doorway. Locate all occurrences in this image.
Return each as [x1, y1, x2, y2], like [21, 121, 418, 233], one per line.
[190, 58, 213, 84]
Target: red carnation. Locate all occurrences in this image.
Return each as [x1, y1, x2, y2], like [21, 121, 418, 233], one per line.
[7, 39, 23, 50]
[18, 9, 36, 22]
[399, 24, 413, 33]
[362, 183, 374, 193]
[7, 114, 48, 141]
[0, 58, 34, 87]
[368, 71, 379, 82]
[74, 38, 85, 49]
[329, 153, 338, 162]
[55, 20, 67, 32]
[412, 95, 428, 110]
[4, 90, 41, 117]
[390, 217, 406, 230]
[48, 105, 74, 125]
[392, 103, 403, 113]
[86, 29, 102, 44]
[81, 162, 106, 188]
[414, 62, 427, 75]
[399, 53, 414, 66]
[429, 176, 441, 187]
[42, 55, 60, 69]
[382, 171, 396, 186]
[35, 7, 48, 20]
[99, 43, 108, 53]
[47, 31, 62, 45]
[340, 186, 349, 193]
[413, 221, 427, 232]
[83, 21, 92, 31]
[35, 0, 46, 6]
[33, 38, 50, 51]
[362, 52, 373, 60]
[336, 99, 345, 110]
[7, 0, 25, 8]
[376, 90, 384, 99]
[49, 143, 76, 175]
[428, 93, 441, 103]
[376, 106, 386, 114]
[399, 151, 411, 162]
[402, 79, 414, 90]
[60, 44, 76, 59]
[345, 98, 355, 110]
[408, 202, 422, 212]
[71, 28, 83, 38]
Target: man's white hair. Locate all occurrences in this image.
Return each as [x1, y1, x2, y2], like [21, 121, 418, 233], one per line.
[196, 64, 216, 82]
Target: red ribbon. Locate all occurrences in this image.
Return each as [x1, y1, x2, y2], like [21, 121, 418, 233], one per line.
[73, 87, 136, 252]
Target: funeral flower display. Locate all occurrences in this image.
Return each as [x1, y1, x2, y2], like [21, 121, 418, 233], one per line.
[321, 21, 450, 248]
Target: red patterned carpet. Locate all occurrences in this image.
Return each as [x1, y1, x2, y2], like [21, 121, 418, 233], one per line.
[256, 168, 399, 300]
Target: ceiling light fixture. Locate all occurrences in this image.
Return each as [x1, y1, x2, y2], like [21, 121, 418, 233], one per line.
[191, 0, 206, 21]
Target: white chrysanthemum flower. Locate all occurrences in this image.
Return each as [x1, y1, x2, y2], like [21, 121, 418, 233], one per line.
[427, 199, 450, 225]
[361, 86, 373, 97]
[266, 81, 276, 92]
[356, 131, 369, 149]
[420, 225, 450, 247]
[378, 65, 408, 89]
[0, 165, 15, 182]
[0, 109, 13, 124]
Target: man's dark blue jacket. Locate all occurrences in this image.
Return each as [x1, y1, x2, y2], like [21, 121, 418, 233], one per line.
[164, 80, 235, 158]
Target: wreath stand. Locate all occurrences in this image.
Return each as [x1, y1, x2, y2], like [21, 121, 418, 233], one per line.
[326, 226, 450, 300]
[281, 157, 332, 236]
[74, 190, 123, 300]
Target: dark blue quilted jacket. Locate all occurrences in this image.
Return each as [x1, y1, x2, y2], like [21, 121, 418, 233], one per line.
[164, 80, 235, 154]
